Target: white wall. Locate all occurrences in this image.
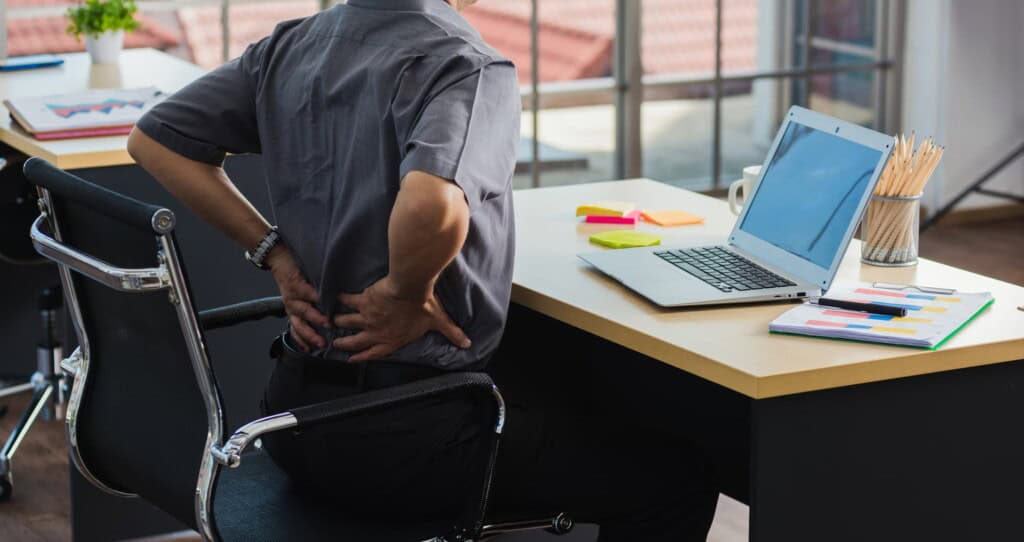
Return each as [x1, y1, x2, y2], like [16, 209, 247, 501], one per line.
[902, 0, 1024, 211]
[751, 0, 782, 145]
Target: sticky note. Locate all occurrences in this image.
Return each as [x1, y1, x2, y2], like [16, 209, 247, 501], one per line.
[589, 230, 661, 249]
[576, 201, 636, 217]
[640, 210, 704, 226]
[585, 210, 641, 225]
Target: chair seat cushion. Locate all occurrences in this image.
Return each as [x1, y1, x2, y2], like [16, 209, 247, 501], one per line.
[213, 450, 455, 541]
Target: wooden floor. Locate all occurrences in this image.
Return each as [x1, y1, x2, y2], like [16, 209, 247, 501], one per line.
[0, 215, 1020, 542]
[918, 216, 1024, 286]
[0, 395, 70, 542]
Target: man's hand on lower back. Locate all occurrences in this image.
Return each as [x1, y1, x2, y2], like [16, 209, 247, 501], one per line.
[332, 275, 471, 362]
[266, 245, 328, 352]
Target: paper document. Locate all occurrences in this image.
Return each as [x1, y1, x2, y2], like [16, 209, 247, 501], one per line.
[4, 87, 164, 135]
[769, 283, 994, 349]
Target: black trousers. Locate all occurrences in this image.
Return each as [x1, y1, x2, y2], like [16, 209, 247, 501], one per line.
[262, 332, 718, 541]
[260, 334, 492, 524]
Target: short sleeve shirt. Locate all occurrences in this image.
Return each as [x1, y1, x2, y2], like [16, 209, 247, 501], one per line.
[136, 0, 521, 369]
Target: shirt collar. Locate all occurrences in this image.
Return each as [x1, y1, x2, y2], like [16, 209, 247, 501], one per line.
[346, 0, 451, 13]
[345, 0, 482, 43]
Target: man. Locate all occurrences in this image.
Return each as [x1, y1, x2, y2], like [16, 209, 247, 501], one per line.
[128, 0, 718, 539]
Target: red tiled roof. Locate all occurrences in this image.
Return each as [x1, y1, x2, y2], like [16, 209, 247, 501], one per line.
[177, 2, 318, 69]
[8, 0, 757, 86]
[175, 2, 600, 81]
[175, 0, 755, 83]
[461, 6, 612, 83]
[9, 0, 76, 6]
[465, 0, 758, 77]
[6, 14, 179, 57]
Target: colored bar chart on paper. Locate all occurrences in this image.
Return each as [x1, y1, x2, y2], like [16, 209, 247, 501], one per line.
[770, 283, 994, 349]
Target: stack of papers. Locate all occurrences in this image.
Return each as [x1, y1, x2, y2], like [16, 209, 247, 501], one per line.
[4, 87, 165, 140]
[770, 284, 994, 349]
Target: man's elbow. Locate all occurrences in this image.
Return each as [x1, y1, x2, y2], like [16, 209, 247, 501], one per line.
[402, 171, 470, 225]
[431, 180, 470, 232]
[126, 127, 150, 166]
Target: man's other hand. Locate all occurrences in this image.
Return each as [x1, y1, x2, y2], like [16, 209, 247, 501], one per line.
[333, 276, 471, 362]
[266, 246, 328, 352]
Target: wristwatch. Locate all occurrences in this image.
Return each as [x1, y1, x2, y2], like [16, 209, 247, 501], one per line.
[245, 226, 281, 270]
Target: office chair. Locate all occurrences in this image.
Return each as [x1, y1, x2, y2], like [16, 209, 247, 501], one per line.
[24, 157, 574, 541]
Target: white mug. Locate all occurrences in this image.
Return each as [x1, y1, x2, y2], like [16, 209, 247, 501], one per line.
[728, 165, 761, 215]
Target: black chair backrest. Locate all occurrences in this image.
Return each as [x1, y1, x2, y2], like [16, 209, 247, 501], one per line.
[24, 158, 221, 530]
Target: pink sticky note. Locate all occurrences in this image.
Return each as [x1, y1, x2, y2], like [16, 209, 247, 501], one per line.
[585, 210, 640, 225]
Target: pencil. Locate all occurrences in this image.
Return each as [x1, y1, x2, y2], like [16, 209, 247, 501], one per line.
[864, 134, 944, 264]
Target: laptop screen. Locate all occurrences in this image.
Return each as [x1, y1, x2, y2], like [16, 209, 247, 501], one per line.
[738, 122, 883, 269]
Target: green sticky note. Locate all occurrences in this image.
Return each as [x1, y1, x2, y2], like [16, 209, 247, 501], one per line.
[589, 230, 662, 249]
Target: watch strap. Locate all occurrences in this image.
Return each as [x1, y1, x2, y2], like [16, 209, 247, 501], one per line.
[245, 226, 281, 270]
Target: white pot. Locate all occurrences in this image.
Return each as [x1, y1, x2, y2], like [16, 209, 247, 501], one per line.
[85, 30, 124, 65]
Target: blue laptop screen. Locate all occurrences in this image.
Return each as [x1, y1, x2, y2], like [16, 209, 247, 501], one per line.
[739, 122, 882, 269]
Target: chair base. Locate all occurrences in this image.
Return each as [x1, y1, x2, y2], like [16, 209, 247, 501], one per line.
[0, 375, 57, 502]
[0, 283, 65, 502]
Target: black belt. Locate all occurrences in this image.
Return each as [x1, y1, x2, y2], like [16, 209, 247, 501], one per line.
[270, 333, 445, 391]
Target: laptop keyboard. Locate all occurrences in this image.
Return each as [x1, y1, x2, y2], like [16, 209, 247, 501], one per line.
[654, 246, 796, 293]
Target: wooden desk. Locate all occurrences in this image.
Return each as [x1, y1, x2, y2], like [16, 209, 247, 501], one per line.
[513, 179, 1024, 398]
[0, 49, 204, 169]
[511, 179, 1024, 541]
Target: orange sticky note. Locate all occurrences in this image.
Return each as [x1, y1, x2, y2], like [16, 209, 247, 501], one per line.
[640, 210, 704, 226]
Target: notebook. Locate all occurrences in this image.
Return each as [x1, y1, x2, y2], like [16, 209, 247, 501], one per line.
[769, 283, 994, 349]
[4, 87, 164, 140]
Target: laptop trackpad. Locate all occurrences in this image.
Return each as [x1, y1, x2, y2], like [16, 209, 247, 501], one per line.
[584, 251, 724, 305]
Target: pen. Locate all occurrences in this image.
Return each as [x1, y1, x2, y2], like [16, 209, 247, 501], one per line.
[811, 297, 908, 317]
[871, 282, 956, 295]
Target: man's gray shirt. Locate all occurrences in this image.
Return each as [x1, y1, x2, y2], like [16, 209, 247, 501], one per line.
[137, 0, 520, 369]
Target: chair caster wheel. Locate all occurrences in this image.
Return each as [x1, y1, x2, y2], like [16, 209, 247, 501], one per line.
[0, 474, 12, 502]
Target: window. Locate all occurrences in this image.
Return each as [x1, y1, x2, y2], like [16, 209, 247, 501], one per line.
[0, 0, 320, 69]
[478, 0, 898, 192]
[462, 0, 617, 190]
[1, 0, 899, 194]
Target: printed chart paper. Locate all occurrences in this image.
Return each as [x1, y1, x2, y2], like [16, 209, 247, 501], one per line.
[4, 87, 164, 134]
[770, 284, 994, 349]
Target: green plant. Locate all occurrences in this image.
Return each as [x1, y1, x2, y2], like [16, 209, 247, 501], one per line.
[66, 0, 140, 40]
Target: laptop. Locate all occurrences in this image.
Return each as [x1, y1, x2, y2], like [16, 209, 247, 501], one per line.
[578, 106, 894, 308]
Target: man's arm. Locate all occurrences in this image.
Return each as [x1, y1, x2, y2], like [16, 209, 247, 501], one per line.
[127, 128, 329, 350]
[127, 128, 268, 250]
[333, 170, 472, 361]
[385, 170, 471, 302]
[334, 61, 519, 361]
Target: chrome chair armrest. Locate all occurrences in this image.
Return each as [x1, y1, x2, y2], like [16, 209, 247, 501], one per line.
[479, 513, 575, 539]
[198, 296, 286, 331]
[30, 215, 171, 292]
[210, 412, 298, 468]
[211, 372, 502, 469]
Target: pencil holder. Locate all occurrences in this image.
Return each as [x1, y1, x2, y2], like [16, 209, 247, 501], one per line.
[860, 194, 921, 267]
